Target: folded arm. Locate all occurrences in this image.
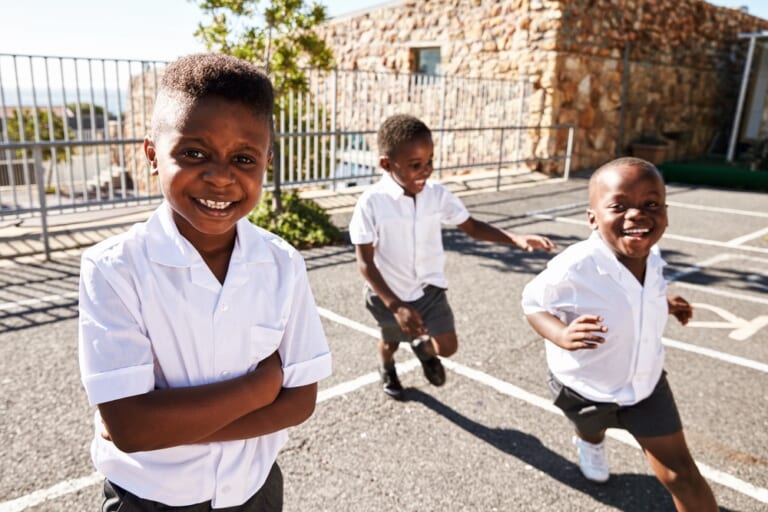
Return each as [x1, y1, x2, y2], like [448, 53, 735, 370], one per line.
[98, 351, 283, 453]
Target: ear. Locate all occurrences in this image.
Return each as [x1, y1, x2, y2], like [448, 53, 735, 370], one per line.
[144, 136, 158, 175]
[586, 208, 598, 230]
[379, 156, 390, 171]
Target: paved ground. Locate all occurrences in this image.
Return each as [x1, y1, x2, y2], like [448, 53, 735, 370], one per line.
[0, 171, 766, 511]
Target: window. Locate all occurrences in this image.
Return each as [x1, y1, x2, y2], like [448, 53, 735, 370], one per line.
[412, 47, 441, 76]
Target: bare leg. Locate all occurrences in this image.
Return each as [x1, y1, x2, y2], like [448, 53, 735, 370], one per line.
[635, 431, 717, 512]
[576, 429, 606, 445]
[378, 340, 399, 366]
[431, 331, 458, 358]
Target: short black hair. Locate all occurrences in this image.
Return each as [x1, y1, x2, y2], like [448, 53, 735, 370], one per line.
[152, 53, 274, 134]
[590, 156, 661, 187]
[377, 114, 432, 159]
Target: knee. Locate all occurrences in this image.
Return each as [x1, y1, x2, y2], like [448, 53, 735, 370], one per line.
[434, 336, 458, 357]
[656, 462, 703, 494]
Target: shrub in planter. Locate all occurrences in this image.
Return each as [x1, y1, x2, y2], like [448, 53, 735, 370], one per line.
[248, 191, 342, 249]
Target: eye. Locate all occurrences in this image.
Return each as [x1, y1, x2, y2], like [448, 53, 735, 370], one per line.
[233, 154, 256, 165]
[645, 201, 661, 210]
[608, 203, 627, 212]
[182, 149, 206, 160]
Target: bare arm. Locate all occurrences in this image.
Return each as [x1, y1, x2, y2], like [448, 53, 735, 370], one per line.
[668, 294, 693, 325]
[197, 383, 318, 442]
[457, 217, 556, 252]
[98, 351, 283, 453]
[525, 311, 607, 351]
[354, 243, 426, 338]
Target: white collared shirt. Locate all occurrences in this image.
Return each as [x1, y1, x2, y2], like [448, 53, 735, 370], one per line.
[348, 172, 470, 301]
[521, 231, 668, 405]
[78, 202, 332, 508]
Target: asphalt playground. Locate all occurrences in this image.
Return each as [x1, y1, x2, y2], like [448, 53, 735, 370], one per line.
[0, 171, 766, 511]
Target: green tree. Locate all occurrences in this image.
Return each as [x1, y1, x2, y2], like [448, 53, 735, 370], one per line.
[5, 108, 72, 161]
[194, 0, 334, 97]
[194, 0, 340, 247]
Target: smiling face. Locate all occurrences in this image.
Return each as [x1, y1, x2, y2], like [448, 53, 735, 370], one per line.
[144, 94, 272, 251]
[381, 135, 434, 197]
[587, 163, 668, 274]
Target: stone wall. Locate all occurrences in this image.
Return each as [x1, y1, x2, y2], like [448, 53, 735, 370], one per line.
[318, 0, 768, 172]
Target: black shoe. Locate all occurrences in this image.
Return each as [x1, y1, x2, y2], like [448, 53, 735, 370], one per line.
[379, 364, 404, 399]
[411, 338, 446, 387]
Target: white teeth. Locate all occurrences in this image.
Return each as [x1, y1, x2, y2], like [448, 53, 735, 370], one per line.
[623, 228, 649, 235]
[198, 198, 232, 210]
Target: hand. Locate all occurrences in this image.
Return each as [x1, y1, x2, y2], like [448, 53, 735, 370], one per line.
[668, 295, 693, 325]
[392, 303, 427, 338]
[514, 234, 557, 253]
[101, 419, 113, 441]
[556, 314, 607, 351]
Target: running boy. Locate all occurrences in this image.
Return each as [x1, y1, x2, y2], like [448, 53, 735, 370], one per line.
[350, 114, 555, 399]
[78, 54, 332, 511]
[521, 157, 717, 510]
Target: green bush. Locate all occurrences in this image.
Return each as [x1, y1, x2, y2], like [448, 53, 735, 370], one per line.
[248, 191, 342, 249]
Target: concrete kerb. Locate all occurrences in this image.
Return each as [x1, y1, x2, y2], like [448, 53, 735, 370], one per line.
[0, 169, 558, 261]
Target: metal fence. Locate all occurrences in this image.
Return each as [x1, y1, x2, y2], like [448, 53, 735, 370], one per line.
[1, 54, 573, 256]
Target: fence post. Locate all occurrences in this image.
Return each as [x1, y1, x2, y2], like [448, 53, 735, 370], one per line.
[514, 80, 526, 163]
[496, 128, 505, 191]
[617, 41, 630, 157]
[33, 147, 51, 260]
[330, 68, 338, 191]
[437, 75, 447, 179]
[564, 125, 575, 180]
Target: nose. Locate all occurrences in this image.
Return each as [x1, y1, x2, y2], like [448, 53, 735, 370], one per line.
[624, 206, 646, 218]
[202, 162, 235, 185]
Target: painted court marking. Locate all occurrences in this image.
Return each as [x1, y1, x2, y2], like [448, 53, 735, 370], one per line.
[6, 307, 767, 511]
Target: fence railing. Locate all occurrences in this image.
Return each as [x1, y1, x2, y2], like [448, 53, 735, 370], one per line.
[1, 54, 574, 259]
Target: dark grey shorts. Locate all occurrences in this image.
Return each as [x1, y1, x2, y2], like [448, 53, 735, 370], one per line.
[547, 371, 683, 438]
[101, 462, 283, 511]
[364, 285, 455, 343]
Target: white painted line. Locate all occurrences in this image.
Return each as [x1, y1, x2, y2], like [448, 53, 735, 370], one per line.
[666, 253, 736, 282]
[666, 201, 768, 218]
[0, 472, 102, 512]
[0, 291, 79, 311]
[317, 359, 421, 403]
[726, 226, 768, 247]
[662, 337, 768, 373]
[317, 306, 380, 338]
[672, 282, 768, 305]
[442, 359, 768, 504]
[531, 214, 768, 255]
[663, 233, 768, 254]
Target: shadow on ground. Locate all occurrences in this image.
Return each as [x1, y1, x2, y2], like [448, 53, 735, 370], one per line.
[404, 389, 738, 512]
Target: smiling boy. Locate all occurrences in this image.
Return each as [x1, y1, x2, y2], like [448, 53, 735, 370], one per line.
[78, 53, 331, 511]
[350, 114, 555, 399]
[521, 157, 716, 511]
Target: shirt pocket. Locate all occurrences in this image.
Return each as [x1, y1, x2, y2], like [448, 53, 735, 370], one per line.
[249, 324, 284, 368]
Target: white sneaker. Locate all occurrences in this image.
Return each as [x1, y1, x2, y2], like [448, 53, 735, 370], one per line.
[573, 436, 610, 483]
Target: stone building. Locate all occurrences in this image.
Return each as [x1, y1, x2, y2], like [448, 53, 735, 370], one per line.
[317, 0, 768, 172]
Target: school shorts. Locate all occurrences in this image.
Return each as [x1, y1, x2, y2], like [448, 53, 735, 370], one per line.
[364, 285, 455, 343]
[546, 371, 683, 438]
[101, 461, 283, 512]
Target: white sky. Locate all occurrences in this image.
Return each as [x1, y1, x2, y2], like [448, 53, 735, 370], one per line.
[0, 0, 766, 62]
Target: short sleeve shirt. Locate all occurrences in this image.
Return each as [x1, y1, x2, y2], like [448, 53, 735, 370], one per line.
[521, 231, 668, 405]
[348, 172, 470, 301]
[78, 202, 332, 508]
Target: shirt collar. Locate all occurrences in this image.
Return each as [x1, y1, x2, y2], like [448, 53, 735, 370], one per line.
[588, 231, 666, 282]
[380, 172, 406, 199]
[147, 202, 276, 268]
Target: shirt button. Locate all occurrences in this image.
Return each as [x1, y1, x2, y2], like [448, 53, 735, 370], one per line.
[221, 485, 231, 493]
[220, 303, 229, 312]
[221, 370, 231, 378]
